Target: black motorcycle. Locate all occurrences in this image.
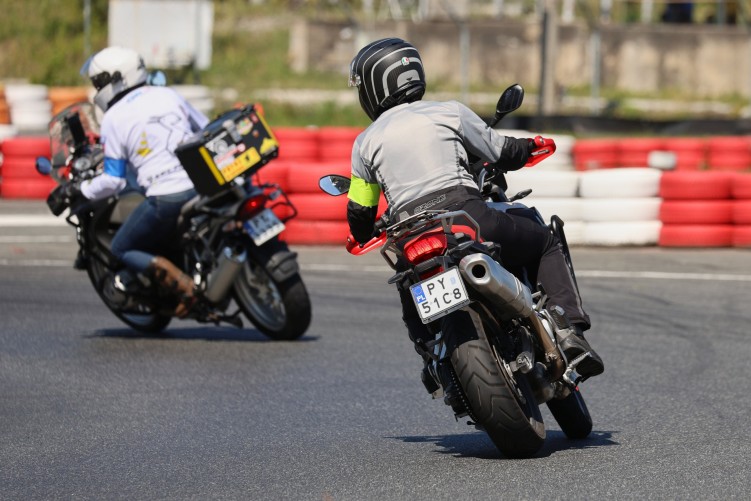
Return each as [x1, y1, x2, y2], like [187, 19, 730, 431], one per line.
[318, 84, 593, 457]
[36, 101, 311, 340]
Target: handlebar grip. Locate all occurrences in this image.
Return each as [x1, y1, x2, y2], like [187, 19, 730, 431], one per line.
[525, 136, 557, 167]
[345, 234, 359, 253]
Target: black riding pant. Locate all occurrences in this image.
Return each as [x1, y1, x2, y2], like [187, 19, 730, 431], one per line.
[400, 195, 590, 347]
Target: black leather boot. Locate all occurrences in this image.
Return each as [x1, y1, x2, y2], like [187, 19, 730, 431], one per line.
[559, 324, 604, 378]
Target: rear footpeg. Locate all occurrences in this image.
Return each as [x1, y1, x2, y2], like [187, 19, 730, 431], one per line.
[563, 351, 592, 385]
[195, 307, 244, 328]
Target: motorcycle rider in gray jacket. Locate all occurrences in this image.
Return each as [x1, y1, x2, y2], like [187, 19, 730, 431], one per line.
[346, 38, 604, 378]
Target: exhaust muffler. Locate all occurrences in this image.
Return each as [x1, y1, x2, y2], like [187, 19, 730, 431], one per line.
[204, 247, 247, 303]
[458, 253, 534, 320]
[458, 253, 565, 379]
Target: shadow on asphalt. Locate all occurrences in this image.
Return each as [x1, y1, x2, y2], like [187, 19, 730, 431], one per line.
[389, 430, 618, 459]
[88, 326, 320, 343]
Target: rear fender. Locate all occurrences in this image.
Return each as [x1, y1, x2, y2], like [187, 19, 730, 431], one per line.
[246, 239, 300, 282]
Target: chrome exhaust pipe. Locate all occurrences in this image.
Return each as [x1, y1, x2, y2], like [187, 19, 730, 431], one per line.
[458, 253, 534, 320]
[458, 253, 565, 379]
[204, 247, 247, 303]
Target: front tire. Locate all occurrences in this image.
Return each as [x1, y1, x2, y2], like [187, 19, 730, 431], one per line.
[547, 386, 593, 439]
[447, 307, 545, 458]
[232, 257, 311, 340]
[86, 258, 172, 334]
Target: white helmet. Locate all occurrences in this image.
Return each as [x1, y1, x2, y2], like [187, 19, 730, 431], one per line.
[81, 46, 148, 111]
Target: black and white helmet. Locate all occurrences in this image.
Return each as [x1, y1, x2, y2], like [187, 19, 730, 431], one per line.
[348, 38, 426, 121]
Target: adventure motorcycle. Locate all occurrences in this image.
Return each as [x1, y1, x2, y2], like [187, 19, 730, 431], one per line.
[318, 84, 594, 457]
[36, 101, 311, 340]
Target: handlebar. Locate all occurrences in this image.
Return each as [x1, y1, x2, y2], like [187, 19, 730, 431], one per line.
[525, 135, 556, 167]
[346, 232, 387, 255]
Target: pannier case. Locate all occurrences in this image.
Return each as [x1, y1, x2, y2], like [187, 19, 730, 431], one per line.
[175, 105, 279, 196]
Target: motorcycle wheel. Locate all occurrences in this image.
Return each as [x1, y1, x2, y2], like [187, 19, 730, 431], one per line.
[232, 258, 311, 340]
[447, 307, 545, 458]
[86, 258, 172, 334]
[546, 386, 593, 439]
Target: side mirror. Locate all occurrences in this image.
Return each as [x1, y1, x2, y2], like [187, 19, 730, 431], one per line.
[148, 70, 167, 86]
[35, 156, 53, 176]
[318, 174, 350, 196]
[492, 83, 525, 126]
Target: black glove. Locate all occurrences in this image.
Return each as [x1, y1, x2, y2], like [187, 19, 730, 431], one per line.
[46, 182, 84, 216]
[499, 137, 532, 170]
[62, 181, 84, 204]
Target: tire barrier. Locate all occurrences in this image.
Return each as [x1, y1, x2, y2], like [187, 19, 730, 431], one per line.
[0, 87, 10, 124]
[706, 136, 751, 172]
[318, 127, 361, 162]
[659, 171, 732, 200]
[0, 135, 56, 199]
[574, 136, 751, 172]
[48, 87, 89, 115]
[572, 139, 619, 170]
[2, 130, 751, 248]
[658, 171, 739, 247]
[578, 168, 662, 246]
[579, 168, 661, 198]
[662, 138, 706, 171]
[3, 83, 51, 133]
[733, 226, 751, 247]
[272, 127, 320, 162]
[659, 224, 734, 247]
[617, 137, 665, 168]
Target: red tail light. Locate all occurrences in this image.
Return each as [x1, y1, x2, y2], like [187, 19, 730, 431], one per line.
[236, 194, 268, 221]
[404, 232, 447, 265]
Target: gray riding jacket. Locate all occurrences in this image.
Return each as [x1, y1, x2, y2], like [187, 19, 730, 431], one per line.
[348, 100, 510, 214]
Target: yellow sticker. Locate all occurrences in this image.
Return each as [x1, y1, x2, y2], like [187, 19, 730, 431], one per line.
[220, 147, 261, 181]
[260, 137, 278, 155]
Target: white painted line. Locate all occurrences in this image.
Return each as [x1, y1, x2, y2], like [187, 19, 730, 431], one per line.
[577, 270, 751, 282]
[1, 257, 750, 283]
[0, 214, 66, 227]
[0, 235, 74, 243]
[301, 264, 751, 282]
[0, 258, 72, 267]
[302, 263, 391, 273]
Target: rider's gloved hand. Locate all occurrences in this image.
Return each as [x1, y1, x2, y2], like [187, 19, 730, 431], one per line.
[61, 181, 83, 204]
[500, 137, 533, 170]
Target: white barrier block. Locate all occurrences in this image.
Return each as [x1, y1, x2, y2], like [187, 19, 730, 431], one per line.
[579, 167, 662, 199]
[506, 170, 580, 198]
[583, 221, 662, 246]
[580, 198, 661, 222]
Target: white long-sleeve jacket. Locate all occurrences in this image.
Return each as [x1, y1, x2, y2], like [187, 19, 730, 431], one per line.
[81, 85, 209, 200]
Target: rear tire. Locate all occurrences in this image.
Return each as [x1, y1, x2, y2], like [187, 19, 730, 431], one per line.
[233, 258, 311, 340]
[447, 308, 545, 458]
[546, 387, 593, 440]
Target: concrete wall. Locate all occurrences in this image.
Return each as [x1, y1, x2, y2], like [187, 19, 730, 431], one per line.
[290, 19, 751, 100]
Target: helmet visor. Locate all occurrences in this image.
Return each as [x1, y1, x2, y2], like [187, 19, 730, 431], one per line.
[90, 72, 114, 91]
[79, 56, 113, 90]
[348, 61, 361, 88]
[79, 55, 93, 78]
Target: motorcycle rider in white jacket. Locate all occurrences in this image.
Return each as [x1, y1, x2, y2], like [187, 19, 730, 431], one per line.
[73, 46, 209, 316]
[346, 38, 604, 378]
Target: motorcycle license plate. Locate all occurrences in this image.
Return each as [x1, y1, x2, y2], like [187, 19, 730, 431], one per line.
[243, 209, 285, 246]
[410, 267, 470, 323]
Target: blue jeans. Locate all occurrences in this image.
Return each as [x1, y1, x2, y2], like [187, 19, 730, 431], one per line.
[110, 189, 197, 273]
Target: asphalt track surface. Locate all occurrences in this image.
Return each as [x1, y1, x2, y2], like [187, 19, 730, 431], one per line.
[1, 201, 751, 500]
